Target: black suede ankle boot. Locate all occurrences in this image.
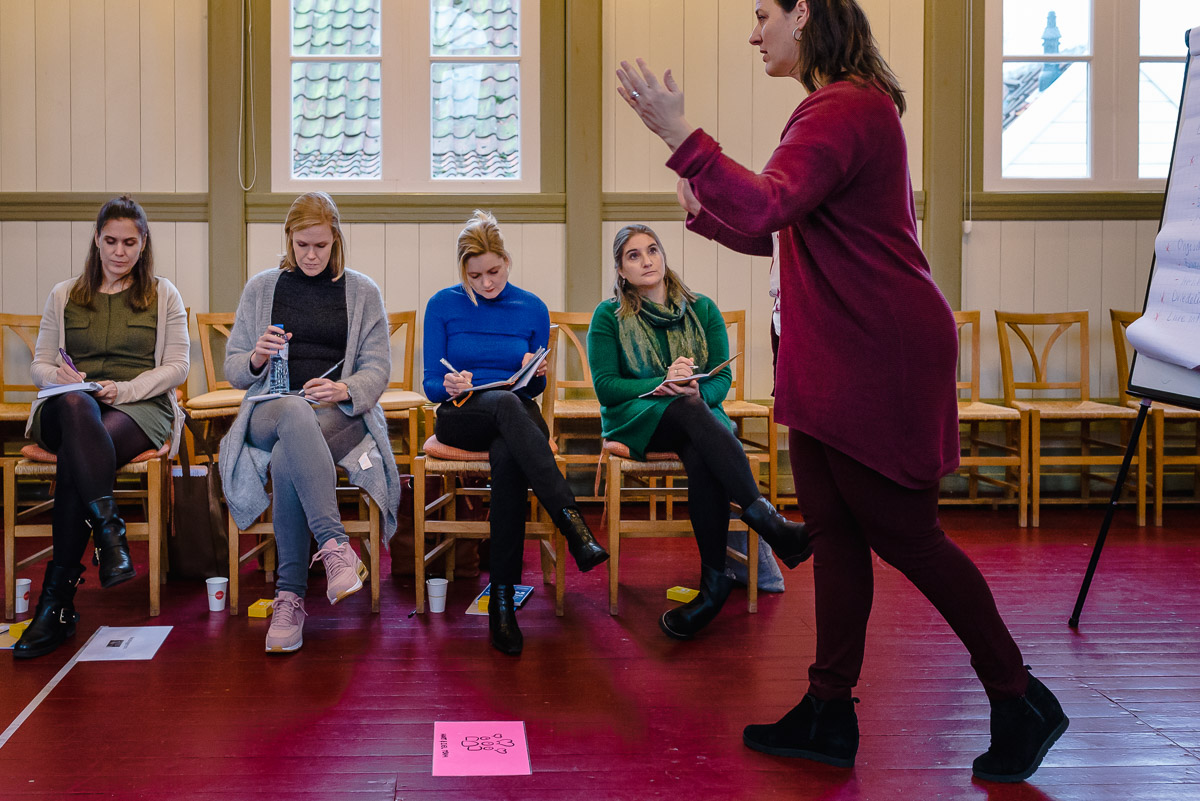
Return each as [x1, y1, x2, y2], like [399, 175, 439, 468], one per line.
[740, 497, 813, 568]
[972, 670, 1069, 783]
[659, 564, 735, 640]
[86, 496, 135, 588]
[13, 563, 86, 660]
[743, 694, 860, 767]
[556, 507, 609, 573]
[488, 583, 523, 656]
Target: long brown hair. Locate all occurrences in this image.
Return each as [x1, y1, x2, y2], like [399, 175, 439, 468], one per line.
[456, 210, 511, 306]
[784, 0, 906, 115]
[70, 195, 157, 311]
[279, 192, 347, 279]
[611, 224, 696, 318]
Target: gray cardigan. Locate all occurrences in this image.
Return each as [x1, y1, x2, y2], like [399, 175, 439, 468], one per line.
[218, 268, 401, 540]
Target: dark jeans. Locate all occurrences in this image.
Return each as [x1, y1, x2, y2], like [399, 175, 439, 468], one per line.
[646, 394, 761, 570]
[788, 429, 1028, 702]
[40, 392, 154, 568]
[435, 391, 574, 585]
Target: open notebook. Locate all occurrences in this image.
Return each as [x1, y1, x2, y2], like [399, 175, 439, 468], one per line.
[638, 353, 740, 398]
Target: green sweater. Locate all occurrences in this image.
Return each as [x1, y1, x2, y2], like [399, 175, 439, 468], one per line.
[587, 294, 733, 460]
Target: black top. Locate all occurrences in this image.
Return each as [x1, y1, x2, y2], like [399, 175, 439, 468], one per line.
[271, 266, 348, 390]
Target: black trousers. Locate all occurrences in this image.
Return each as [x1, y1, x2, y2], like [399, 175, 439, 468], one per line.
[645, 394, 761, 570]
[39, 392, 154, 569]
[435, 391, 575, 584]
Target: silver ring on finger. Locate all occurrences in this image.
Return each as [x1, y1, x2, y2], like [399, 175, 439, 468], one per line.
[630, 90, 640, 100]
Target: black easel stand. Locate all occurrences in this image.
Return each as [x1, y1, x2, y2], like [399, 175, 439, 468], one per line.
[1068, 397, 1152, 628]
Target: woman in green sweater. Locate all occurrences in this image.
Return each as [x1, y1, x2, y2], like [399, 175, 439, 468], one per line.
[588, 224, 811, 639]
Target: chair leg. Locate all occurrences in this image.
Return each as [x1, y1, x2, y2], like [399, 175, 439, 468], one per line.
[4, 459, 16, 621]
[1136, 414, 1147, 527]
[746, 521, 758, 614]
[768, 409, 779, 507]
[554, 456, 566, 617]
[147, 459, 163, 617]
[1018, 412, 1029, 528]
[1154, 410, 1165, 527]
[228, 510, 240, 615]
[607, 456, 622, 616]
[369, 496, 380, 613]
[1031, 410, 1041, 528]
[414, 457, 427, 614]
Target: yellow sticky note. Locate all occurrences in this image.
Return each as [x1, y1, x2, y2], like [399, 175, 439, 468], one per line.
[247, 599, 274, 618]
[667, 586, 699, 603]
[477, 597, 490, 612]
[7, 619, 31, 638]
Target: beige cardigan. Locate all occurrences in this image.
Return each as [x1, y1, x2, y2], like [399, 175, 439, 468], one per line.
[26, 276, 190, 457]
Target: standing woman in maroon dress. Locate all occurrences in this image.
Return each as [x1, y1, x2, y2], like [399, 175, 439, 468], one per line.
[617, 0, 1066, 783]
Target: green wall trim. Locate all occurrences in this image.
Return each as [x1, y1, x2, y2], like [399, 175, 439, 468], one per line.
[967, 192, 1165, 221]
[0, 193, 209, 222]
[604, 192, 926, 222]
[243, 193, 567, 223]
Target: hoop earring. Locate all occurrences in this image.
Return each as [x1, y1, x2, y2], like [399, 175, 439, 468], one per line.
[793, 26, 802, 41]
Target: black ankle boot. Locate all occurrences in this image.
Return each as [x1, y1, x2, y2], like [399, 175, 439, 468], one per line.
[556, 507, 609, 573]
[86, 496, 135, 588]
[13, 563, 86, 660]
[743, 694, 860, 767]
[972, 670, 1069, 782]
[488, 583, 523, 656]
[659, 564, 735, 640]
[740, 498, 813, 568]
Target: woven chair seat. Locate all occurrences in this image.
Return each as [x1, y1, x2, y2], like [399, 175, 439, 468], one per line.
[381, 389, 426, 412]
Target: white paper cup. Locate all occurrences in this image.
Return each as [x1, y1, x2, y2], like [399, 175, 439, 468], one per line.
[206, 577, 229, 612]
[14, 578, 31, 614]
[426, 578, 449, 614]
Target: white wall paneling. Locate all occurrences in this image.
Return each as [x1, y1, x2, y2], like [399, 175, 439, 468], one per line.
[0, 0, 38, 191]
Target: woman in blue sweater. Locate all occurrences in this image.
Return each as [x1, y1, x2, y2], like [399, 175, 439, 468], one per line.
[423, 210, 608, 655]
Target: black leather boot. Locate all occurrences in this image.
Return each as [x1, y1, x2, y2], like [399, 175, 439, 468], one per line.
[488, 583, 524, 656]
[13, 563, 86, 660]
[659, 564, 735, 640]
[740, 497, 813, 568]
[743, 694, 860, 767]
[86, 496, 135, 588]
[972, 670, 1069, 782]
[556, 507, 609, 573]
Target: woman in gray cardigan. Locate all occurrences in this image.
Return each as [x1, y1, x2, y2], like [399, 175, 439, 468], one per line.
[220, 192, 400, 654]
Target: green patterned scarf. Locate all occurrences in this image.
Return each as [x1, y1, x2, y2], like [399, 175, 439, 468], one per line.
[616, 295, 709, 379]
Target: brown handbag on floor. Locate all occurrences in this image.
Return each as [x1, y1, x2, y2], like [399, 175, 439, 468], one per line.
[167, 419, 229, 580]
[390, 474, 482, 579]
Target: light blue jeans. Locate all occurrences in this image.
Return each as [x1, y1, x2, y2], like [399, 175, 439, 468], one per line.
[247, 396, 366, 597]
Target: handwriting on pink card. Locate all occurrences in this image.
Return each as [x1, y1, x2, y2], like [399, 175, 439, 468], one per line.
[432, 720, 531, 776]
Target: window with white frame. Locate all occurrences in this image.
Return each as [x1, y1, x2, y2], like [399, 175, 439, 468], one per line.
[984, 0, 1198, 191]
[272, 0, 540, 193]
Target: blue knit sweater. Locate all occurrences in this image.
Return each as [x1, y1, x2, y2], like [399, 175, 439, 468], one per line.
[422, 283, 550, 403]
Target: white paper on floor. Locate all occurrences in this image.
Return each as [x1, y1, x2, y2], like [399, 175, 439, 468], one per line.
[77, 626, 172, 661]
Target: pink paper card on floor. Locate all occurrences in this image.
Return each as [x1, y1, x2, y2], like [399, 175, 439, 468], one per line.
[432, 720, 531, 776]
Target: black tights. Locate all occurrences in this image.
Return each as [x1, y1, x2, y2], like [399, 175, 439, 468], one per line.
[646, 394, 761, 570]
[40, 393, 154, 568]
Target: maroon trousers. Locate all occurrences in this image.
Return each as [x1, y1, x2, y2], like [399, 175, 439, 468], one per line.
[788, 429, 1028, 702]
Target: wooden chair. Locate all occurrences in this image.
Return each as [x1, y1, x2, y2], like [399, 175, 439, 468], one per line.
[380, 311, 427, 471]
[412, 328, 566, 615]
[1111, 309, 1200, 526]
[603, 440, 759, 616]
[995, 310, 1145, 527]
[184, 313, 244, 455]
[4, 442, 171, 619]
[945, 311, 1029, 525]
[546, 311, 603, 501]
[0, 314, 42, 452]
[720, 310, 779, 505]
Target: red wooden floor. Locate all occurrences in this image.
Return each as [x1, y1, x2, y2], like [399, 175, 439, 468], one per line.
[2, 506, 1199, 800]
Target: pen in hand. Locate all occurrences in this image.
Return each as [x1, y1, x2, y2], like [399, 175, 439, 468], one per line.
[59, 348, 79, 374]
[300, 359, 346, 397]
[439, 358, 461, 376]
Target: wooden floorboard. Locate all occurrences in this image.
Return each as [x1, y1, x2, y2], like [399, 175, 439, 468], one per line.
[2, 505, 1199, 799]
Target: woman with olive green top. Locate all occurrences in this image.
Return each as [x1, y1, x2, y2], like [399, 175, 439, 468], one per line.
[588, 224, 810, 640]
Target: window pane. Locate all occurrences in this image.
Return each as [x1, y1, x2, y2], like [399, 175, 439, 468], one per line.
[1002, 0, 1091, 56]
[1140, 62, 1185, 179]
[430, 0, 519, 57]
[292, 62, 382, 179]
[292, 0, 381, 57]
[1001, 61, 1089, 179]
[431, 63, 520, 180]
[1140, 1, 1200, 57]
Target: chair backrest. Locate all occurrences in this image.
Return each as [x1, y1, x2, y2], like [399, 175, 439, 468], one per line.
[194, 312, 237, 393]
[387, 311, 417, 391]
[953, 310, 981, 403]
[546, 311, 594, 401]
[541, 324, 560, 426]
[0, 313, 41, 400]
[1109, 309, 1140, 406]
[721, 310, 749, 402]
[994, 310, 1091, 405]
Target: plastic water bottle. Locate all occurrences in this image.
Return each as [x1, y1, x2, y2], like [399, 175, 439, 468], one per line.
[268, 324, 290, 394]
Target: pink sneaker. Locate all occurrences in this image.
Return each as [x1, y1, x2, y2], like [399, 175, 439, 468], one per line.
[265, 591, 306, 653]
[311, 539, 367, 605]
